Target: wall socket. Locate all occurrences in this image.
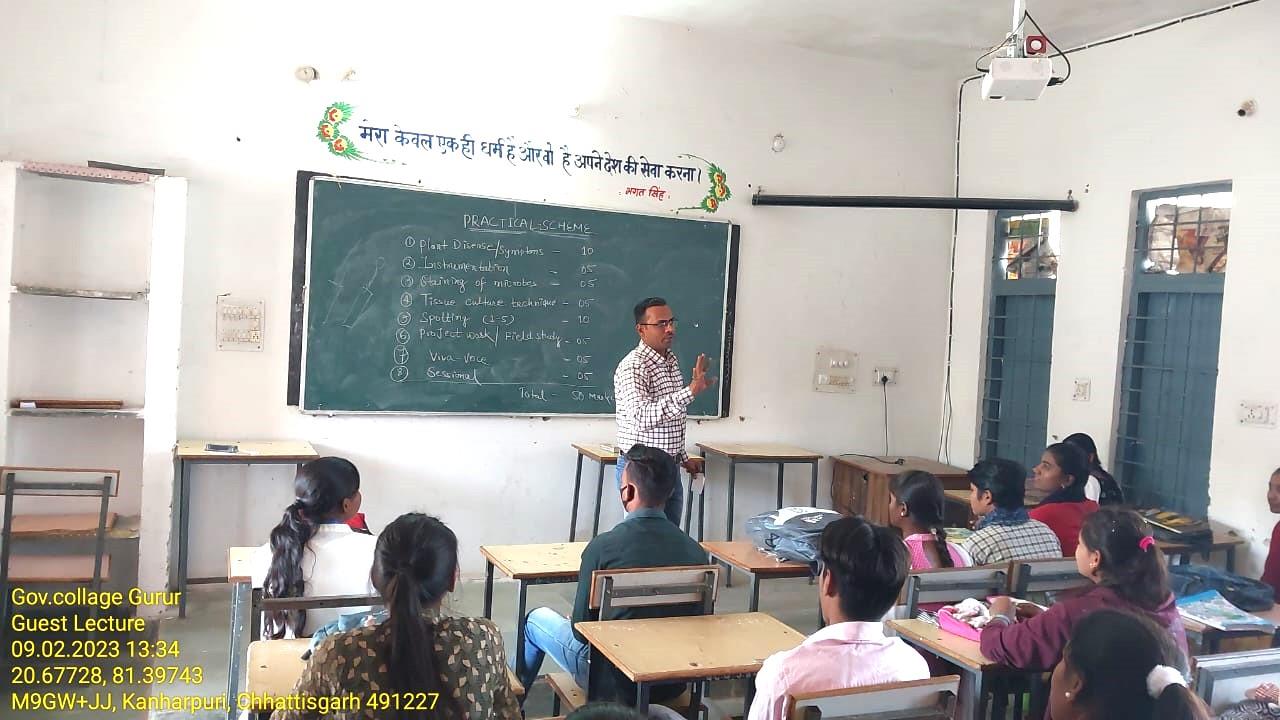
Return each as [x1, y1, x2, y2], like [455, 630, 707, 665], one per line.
[1238, 401, 1278, 428]
[1072, 378, 1091, 402]
[873, 367, 898, 385]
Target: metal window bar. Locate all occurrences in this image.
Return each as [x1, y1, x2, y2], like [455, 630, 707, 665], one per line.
[1116, 185, 1228, 514]
[981, 228, 1055, 471]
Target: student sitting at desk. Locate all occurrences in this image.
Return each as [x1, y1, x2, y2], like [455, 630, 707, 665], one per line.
[888, 470, 971, 569]
[1028, 443, 1099, 555]
[1063, 433, 1125, 506]
[1260, 468, 1280, 599]
[962, 458, 1061, 566]
[252, 457, 377, 638]
[981, 508, 1189, 681]
[747, 516, 929, 720]
[515, 443, 708, 705]
[275, 513, 520, 720]
[1049, 609, 1208, 720]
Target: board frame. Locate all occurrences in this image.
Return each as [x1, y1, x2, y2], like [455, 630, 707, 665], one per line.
[287, 170, 739, 418]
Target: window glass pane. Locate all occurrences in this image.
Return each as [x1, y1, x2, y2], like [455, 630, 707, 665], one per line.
[997, 212, 1056, 280]
[1142, 193, 1230, 275]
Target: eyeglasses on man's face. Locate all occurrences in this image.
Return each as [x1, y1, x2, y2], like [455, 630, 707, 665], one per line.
[638, 319, 678, 329]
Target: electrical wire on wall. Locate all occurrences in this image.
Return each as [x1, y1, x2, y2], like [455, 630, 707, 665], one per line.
[939, 0, 1260, 465]
[881, 376, 891, 456]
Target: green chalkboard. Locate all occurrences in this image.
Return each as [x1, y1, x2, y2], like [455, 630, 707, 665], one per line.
[296, 176, 738, 415]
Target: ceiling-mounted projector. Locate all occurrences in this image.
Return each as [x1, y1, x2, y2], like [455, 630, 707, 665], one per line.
[977, 0, 1068, 100]
[982, 57, 1053, 101]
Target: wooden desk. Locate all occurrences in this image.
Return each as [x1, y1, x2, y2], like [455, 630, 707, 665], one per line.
[700, 541, 812, 614]
[831, 456, 969, 526]
[171, 440, 318, 617]
[1183, 603, 1280, 654]
[1158, 532, 1246, 573]
[942, 489, 977, 528]
[696, 442, 822, 583]
[570, 443, 620, 541]
[888, 618, 1008, 720]
[480, 542, 586, 678]
[575, 612, 804, 716]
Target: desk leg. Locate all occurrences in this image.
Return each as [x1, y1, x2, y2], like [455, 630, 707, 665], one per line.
[809, 461, 818, 508]
[177, 460, 193, 618]
[168, 457, 181, 595]
[749, 574, 761, 613]
[569, 454, 584, 542]
[483, 561, 495, 619]
[776, 463, 784, 509]
[682, 474, 694, 534]
[1227, 546, 1237, 573]
[744, 675, 756, 719]
[250, 588, 262, 644]
[514, 580, 529, 679]
[689, 681, 704, 720]
[1179, 553, 1191, 566]
[725, 462, 737, 587]
[592, 462, 606, 539]
[225, 580, 250, 720]
[971, 671, 989, 720]
[636, 682, 651, 716]
[990, 681, 1008, 719]
[698, 488, 706, 542]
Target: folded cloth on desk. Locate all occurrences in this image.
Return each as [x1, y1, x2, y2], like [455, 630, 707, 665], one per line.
[945, 598, 996, 628]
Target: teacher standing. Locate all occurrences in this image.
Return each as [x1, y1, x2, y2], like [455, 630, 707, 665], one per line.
[613, 297, 716, 525]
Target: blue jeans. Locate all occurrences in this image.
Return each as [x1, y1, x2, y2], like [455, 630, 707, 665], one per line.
[616, 454, 684, 526]
[516, 607, 589, 691]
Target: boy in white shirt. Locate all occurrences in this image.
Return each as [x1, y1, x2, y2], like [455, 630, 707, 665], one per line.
[748, 517, 929, 720]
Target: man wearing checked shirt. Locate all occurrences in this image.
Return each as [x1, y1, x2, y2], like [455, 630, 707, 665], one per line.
[613, 296, 717, 524]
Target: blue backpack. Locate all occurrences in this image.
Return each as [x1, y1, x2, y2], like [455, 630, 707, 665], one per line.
[1168, 564, 1275, 612]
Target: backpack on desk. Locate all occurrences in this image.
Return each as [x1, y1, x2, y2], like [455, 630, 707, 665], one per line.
[745, 507, 842, 565]
[1169, 564, 1275, 612]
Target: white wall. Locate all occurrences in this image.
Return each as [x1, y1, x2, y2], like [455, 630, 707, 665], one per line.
[950, 1, 1280, 574]
[1, 0, 955, 585]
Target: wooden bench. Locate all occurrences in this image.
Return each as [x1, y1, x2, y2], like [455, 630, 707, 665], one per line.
[245, 638, 311, 710]
[10, 512, 118, 537]
[547, 672, 587, 713]
[9, 554, 112, 582]
[901, 564, 1009, 617]
[547, 672, 692, 717]
[785, 675, 961, 719]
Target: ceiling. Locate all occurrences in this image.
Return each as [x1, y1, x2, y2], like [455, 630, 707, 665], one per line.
[595, 0, 1238, 71]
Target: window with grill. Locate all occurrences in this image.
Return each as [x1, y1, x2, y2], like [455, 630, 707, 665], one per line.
[980, 212, 1057, 472]
[1115, 185, 1230, 516]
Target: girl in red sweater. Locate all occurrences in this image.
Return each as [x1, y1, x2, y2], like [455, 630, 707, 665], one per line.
[1028, 443, 1099, 555]
[1260, 468, 1280, 597]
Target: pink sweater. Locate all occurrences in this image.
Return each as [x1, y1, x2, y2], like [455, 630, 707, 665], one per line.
[903, 533, 971, 570]
[980, 584, 1189, 672]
